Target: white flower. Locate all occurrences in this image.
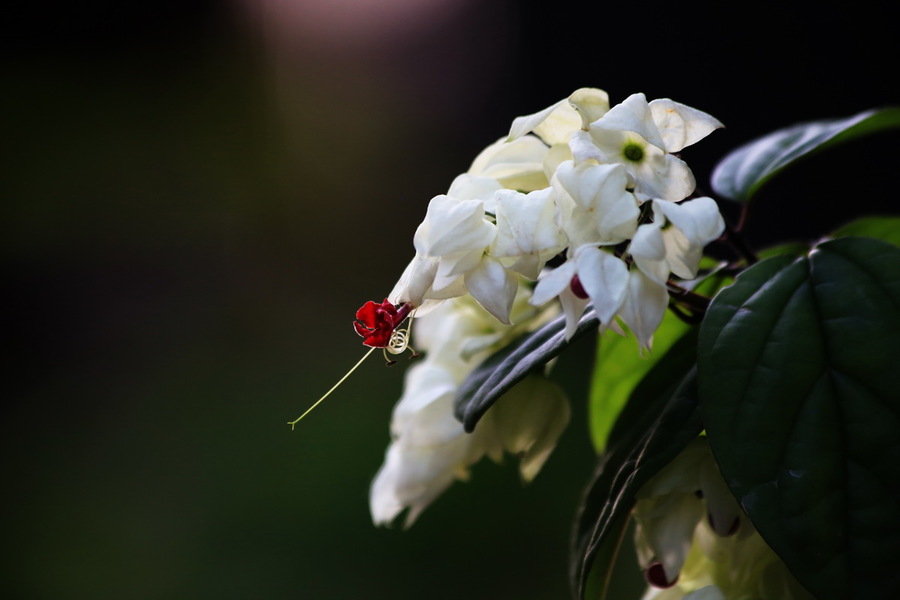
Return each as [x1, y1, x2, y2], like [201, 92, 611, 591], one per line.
[491, 187, 567, 279]
[467, 134, 551, 192]
[370, 361, 486, 527]
[634, 437, 812, 600]
[508, 87, 611, 145]
[393, 173, 568, 324]
[484, 374, 570, 482]
[530, 244, 630, 339]
[629, 197, 725, 283]
[395, 190, 523, 323]
[413, 194, 496, 285]
[507, 87, 612, 180]
[370, 289, 569, 528]
[617, 268, 671, 353]
[571, 93, 723, 202]
[395, 88, 725, 354]
[654, 197, 726, 279]
[552, 160, 640, 247]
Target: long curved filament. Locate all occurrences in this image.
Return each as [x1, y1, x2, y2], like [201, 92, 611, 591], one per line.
[288, 347, 376, 429]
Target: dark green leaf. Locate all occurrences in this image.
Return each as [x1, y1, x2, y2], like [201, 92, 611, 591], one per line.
[756, 241, 811, 260]
[571, 331, 702, 599]
[831, 215, 900, 247]
[711, 107, 900, 203]
[454, 308, 599, 432]
[697, 237, 900, 599]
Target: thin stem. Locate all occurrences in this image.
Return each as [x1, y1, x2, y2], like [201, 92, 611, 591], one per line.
[598, 513, 634, 600]
[735, 201, 751, 233]
[666, 281, 711, 315]
[723, 218, 758, 265]
[668, 302, 704, 325]
[288, 347, 376, 429]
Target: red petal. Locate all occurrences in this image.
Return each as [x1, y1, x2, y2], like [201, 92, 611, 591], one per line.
[355, 301, 380, 326]
[353, 321, 371, 338]
[361, 329, 391, 348]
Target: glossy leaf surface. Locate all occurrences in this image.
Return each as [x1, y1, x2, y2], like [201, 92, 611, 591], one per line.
[697, 237, 900, 598]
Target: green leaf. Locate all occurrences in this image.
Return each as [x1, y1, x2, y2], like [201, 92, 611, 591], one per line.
[454, 308, 599, 432]
[711, 107, 900, 203]
[756, 241, 811, 260]
[588, 310, 690, 452]
[571, 331, 702, 599]
[831, 215, 900, 247]
[697, 236, 900, 599]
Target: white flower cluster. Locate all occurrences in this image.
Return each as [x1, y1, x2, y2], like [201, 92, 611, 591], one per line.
[370, 88, 726, 527]
[635, 438, 812, 600]
[389, 88, 725, 350]
[370, 286, 569, 527]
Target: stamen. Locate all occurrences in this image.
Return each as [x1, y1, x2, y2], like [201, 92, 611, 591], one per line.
[288, 300, 419, 428]
[288, 347, 376, 429]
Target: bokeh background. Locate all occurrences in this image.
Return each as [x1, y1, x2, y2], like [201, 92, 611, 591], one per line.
[4, 1, 897, 598]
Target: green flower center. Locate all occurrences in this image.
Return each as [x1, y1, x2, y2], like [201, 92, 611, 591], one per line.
[623, 142, 644, 162]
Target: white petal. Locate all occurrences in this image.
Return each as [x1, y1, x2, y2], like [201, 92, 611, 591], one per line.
[530, 261, 576, 306]
[423, 275, 467, 301]
[508, 99, 567, 142]
[558, 286, 590, 340]
[632, 152, 696, 203]
[464, 257, 518, 324]
[568, 87, 610, 128]
[415, 195, 496, 257]
[594, 93, 666, 151]
[637, 438, 707, 499]
[649, 98, 724, 153]
[467, 136, 550, 192]
[569, 129, 605, 164]
[533, 102, 583, 146]
[542, 142, 573, 180]
[698, 454, 743, 538]
[390, 363, 463, 446]
[369, 444, 409, 526]
[574, 247, 629, 325]
[654, 197, 725, 244]
[492, 188, 564, 259]
[389, 254, 438, 307]
[630, 222, 670, 284]
[446, 173, 503, 201]
[370, 436, 472, 528]
[634, 493, 704, 584]
[654, 197, 725, 279]
[618, 269, 669, 352]
[489, 374, 570, 482]
[435, 248, 486, 282]
[554, 161, 640, 243]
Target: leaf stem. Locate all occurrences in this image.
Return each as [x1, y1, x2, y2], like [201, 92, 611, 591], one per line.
[666, 282, 711, 316]
[598, 514, 633, 600]
[723, 217, 758, 265]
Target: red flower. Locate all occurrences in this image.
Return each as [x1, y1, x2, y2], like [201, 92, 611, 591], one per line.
[354, 299, 413, 347]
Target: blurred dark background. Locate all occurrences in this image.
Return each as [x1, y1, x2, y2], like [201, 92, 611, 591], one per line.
[3, 1, 897, 598]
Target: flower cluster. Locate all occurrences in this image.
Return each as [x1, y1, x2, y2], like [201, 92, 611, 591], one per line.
[389, 88, 726, 350]
[368, 88, 727, 526]
[634, 438, 813, 600]
[370, 285, 569, 527]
